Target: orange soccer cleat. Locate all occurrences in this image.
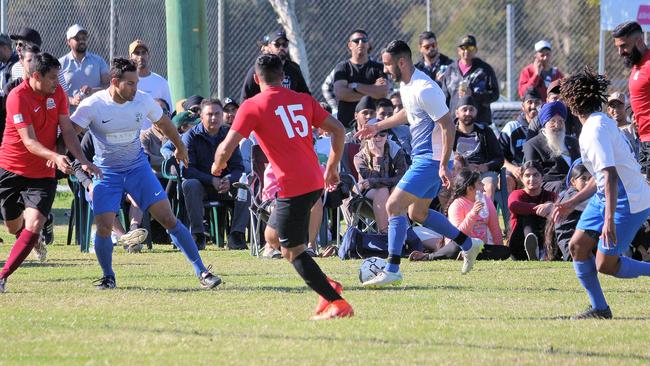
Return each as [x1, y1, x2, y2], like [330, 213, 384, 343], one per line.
[310, 299, 354, 320]
[314, 278, 344, 315]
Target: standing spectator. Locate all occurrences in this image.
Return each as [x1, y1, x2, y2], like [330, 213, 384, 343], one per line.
[129, 39, 172, 129]
[181, 99, 247, 250]
[414, 31, 453, 86]
[508, 161, 556, 260]
[333, 29, 389, 128]
[59, 24, 109, 113]
[453, 96, 504, 200]
[607, 91, 639, 158]
[613, 21, 650, 182]
[499, 88, 542, 192]
[523, 101, 580, 193]
[240, 30, 309, 101]
[321, 66, 338, 114]
[8, 27, 41, 83]
[222, 97, 239, 126]
[0, 33, 19, 142]
[518, 40, 564, 101]
[441, 34, 499, 125]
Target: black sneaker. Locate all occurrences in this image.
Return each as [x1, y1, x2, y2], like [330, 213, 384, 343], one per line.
[93, 276, 116, 290]
[571, 306, 613, 320]
[199, 265, 222, 289]
[0, 277, 6, 293]
[42, 213, 54, 245]
[524, 233, 538, 260]
[227, 231, 248, 250]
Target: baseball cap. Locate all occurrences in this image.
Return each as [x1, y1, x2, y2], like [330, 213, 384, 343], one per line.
[10, 27, 42, 46]
[263, 30, 287, 45]
[66, 24, 87, 40]
[0, 34, 11, 47]
[129, 39, 149, 55]
[523, 87, 542, 102]
[547, 79, 562, 95]
[223, 97, 239, 109]
[607, 92, 626, 105]
[534, 40, 552, 52]
[355, 96, 376, 112]
[172, 111, 200, 128]
[458, 35, 477, 48]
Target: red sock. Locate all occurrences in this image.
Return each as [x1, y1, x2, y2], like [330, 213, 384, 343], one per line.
[0, 229, 39, 279]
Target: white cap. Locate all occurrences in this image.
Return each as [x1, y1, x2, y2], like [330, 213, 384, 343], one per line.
[66, 24, 87, 40]
[534, 40, 552, 52]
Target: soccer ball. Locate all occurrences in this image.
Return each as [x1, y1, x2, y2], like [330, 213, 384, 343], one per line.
[359, 257, 387, 283]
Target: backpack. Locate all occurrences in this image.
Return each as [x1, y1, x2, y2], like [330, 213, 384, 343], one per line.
[338, 226, 423, 259]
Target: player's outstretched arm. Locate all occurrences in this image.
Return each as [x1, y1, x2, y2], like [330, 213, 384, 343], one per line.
[155, 114, 189, 166]
[319, 115, 345, 191]
[355, 109, 407, 139]
[17, 125, 72, 174]
[213, 130, 245, 177]
[58, 115, 102, 178]
[553, 177, 596, 223]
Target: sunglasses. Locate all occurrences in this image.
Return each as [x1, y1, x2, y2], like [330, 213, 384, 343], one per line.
[460, 45, 477, 52]
[132, 50, 148, 56]
[272, 41, 289, 48]
[350, 37, 369, 44]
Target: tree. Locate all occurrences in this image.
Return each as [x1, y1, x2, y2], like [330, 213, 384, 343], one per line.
[268, 0, 311, 89]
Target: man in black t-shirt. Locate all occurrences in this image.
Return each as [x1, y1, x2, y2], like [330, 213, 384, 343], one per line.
[240, 30, 310, 101]
[332, 29, 389, 129]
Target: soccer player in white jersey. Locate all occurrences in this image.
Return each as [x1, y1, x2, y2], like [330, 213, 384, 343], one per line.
[356, 40, 483, 287]
[554, 68, 650, 319]
[70, 58, 221, 290]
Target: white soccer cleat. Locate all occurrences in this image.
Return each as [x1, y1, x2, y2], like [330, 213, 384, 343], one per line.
[461, 238, 484, 275]
[362, 270, 403, 288]
[118, 228, 148, 252]
[32, 236, 47, 262]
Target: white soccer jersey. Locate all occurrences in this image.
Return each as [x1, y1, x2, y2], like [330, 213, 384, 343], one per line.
[579, 112, 650, 213]
[71, 90, 163, 171]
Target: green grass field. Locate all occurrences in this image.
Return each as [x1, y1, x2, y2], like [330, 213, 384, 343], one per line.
[1, 193, 649, 365]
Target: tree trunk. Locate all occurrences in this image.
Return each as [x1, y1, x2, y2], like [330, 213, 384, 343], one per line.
[268, 0, 311, 89]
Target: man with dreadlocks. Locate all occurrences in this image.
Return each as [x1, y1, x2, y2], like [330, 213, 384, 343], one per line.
[553, 68, 650, 319]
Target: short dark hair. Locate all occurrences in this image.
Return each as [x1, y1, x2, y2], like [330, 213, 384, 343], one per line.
[348, 29, 368, 40]
[255, 54, 283, 83]
[155, 98, 170, 112]
[33, 52, 60, 76]
[418, 31, 437, 44]
[376, 98, 393, 109]
[612, 21, 643, 38]
[383, 40, 412, 60]
[110, 57, 137, 79]
[200, 98, 223, 112]
[389, 91, 401, 100]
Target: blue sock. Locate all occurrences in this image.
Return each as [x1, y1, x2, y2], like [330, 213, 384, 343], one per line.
[167, 220, 207, 277]
[94, 235, 114, 277]
[614, 256, 650, 278]
[421, 209, 472, 251]
[573, 258, 608, 310]
[386, 216, 408, 273]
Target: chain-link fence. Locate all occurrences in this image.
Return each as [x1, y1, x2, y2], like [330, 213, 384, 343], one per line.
[3, 0, 629, 105]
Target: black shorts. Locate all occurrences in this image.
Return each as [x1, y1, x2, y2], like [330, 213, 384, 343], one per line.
[267, 189, 322, 248]
[0, 168, 57, 221]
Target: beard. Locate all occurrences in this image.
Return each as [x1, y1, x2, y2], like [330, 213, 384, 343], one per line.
[74, 44, 87, 54]
[542, 128, 567, 158]
[622, 45, 643, 68]
[392, 67, 402, 83]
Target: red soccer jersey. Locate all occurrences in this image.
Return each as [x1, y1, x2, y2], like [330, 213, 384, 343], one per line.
[0, 80, 69, 178]
[231, 86, 328, 198]
[629, 50, 650, 142]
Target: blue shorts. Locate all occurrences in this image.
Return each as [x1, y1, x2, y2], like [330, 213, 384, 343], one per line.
[92, 163, 168, 215]
[577, 195, 650, 256]
[397, 157, 448, 199]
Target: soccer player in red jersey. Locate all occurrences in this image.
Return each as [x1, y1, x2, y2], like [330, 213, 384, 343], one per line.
[212, 54, 353, 320]
[0, 53, 100, 293]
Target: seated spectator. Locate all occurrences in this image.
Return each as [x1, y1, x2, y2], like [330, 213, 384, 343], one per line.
[181, 98, 247, 250]
[517, 40, 563, 101]
[376, 97, 411, 155]
[453, 96, 504, 200]
[507, 161, 556, 260]
[183, 94, 204, 114]
[527, 79, 582, 139]
[607, 92, 639, 158]
[389, 91, 403, 114]
[353, 123, 408, 233]
[436, 154, 467, 212]
[141, 98, 171, 174]
[523, 101, 580, 193]
[160, 110, 199, 159]
[222, 97, 239, 127]
[345, 95, 375, 143]
[547, 162, 592, 261]
[499, 88, 542, 193]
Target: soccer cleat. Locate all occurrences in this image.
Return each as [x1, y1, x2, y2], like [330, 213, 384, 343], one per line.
[310, 299, 354, 320]
[571, 306, 613, 320]
[0, 278, 6, 293]
[42, 213, 54, 245]
[362, 270, 403, 287]
[32, 236, 47, 262]
[118, 228, 148, 252]
[315, 278, 343, 315]
[524, 233, 539, 260]
[461, 238, 484, 275]
[199, 265, 222, 289]
[93, 276, 116, 290]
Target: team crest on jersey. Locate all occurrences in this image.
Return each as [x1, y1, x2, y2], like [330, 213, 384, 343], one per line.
[13, 114, 23, 124]
[46, 98, 56, 110]
[135, 112, 143, 124]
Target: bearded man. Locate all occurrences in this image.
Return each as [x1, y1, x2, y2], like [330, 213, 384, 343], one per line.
[523, 101, 581, 193]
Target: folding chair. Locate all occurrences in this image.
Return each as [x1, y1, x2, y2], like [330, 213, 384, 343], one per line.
[339, 142, 378, 233]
